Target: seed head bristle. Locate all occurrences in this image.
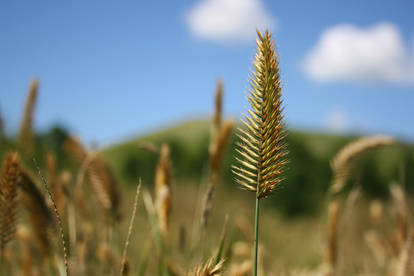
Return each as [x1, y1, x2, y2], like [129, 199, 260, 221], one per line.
[0, 152, 20, 253]
[155, 143, 172, 238]
[232, 30, 288, 199]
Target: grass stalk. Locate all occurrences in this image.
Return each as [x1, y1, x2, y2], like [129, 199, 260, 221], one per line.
[232, 29, 288, 276]
[253, 196, 260, 276]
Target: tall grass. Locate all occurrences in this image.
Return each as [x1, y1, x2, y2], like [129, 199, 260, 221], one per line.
[232, 30, 288, 276]
[1, 27, 414, 276]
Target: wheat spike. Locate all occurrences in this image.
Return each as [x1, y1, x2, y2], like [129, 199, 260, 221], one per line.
[330, 135, 394, 194]
[18, 79, 38, 155]
[232, 30, 288, 199]
[155, 143, 172, 238]
[0, 152, 20, 255]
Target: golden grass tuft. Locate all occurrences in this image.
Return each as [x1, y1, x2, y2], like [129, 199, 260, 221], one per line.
[232, 30, 288, 199]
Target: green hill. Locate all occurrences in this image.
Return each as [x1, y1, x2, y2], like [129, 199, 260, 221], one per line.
[2, 119, 412, 217]
[102, 119, 414, 216]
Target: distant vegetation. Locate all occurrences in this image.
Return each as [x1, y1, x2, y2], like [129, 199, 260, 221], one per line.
[2, 119, 412, 220]
[102, 119, 414, 217]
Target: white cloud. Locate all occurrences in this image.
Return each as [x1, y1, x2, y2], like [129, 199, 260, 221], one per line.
[304, 22, 414, 85]
[185, 0, 275, 43]
[325, 109, 350, 133]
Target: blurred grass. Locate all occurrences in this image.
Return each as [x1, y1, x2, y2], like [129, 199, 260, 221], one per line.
[1, 119, 414, 273]
[102, 119, 414, 217]
[2, 118, 413, 218]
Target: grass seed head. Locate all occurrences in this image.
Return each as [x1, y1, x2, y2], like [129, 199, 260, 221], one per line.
[232, 30, 288, 199]
[0, 152, 20, 252]
[18, 78, 39, 155]
[155, 143, 172, 238]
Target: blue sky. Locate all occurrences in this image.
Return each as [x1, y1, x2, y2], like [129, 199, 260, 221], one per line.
[1, 0, 413, 146]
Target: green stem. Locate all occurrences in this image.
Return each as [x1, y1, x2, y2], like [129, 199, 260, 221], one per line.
[253, 196, 260, 276]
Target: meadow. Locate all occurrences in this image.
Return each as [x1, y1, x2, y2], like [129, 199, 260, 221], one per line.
[0, 30, 413, 276]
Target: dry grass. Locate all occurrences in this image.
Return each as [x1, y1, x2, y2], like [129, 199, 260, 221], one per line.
[1, 29, 413, 276]
[18, 79, 38, 155]
[155, 143, 172, 239]
[0, 152, 20, 258]
[330, 135, 395, 194]
[202, 80, 234, 228]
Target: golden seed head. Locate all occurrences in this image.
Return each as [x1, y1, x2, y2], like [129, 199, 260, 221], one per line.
[232, 30, 288, 199]
[155, 143, 172, 238]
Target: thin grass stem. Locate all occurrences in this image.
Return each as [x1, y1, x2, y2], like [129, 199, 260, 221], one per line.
[253, 196, 260, 276]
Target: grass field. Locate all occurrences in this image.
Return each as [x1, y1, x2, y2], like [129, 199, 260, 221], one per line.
[1, 31, 414, 276]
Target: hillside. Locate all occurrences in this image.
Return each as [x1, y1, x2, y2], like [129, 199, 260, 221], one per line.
[103, 119, 414, 216]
